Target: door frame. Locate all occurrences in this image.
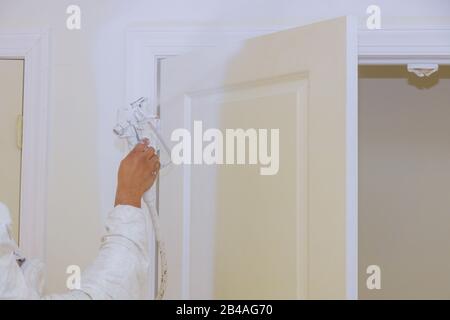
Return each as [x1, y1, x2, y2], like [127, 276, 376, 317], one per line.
[126, 22, 450, 299]
[0, 30, 49, 261]
[358, 26, 450, 65]
[126, 25, 450, 103]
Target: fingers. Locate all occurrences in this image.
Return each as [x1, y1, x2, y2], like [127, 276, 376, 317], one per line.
[148, 154, 160, 166]
[133, 139, 149, 152]
[143, 146, 155, 158]
[154, 161, 161, 175]
[148, 155, 161, 176]
[133, 139, 156, 158]
[131, 139, 160, 175]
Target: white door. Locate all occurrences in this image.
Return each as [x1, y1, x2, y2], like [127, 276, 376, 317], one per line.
[0, 59, 24, 244]
[159, 17, 358, 299]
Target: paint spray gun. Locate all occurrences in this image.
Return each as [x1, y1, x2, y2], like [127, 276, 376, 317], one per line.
[113, 97, 172, 169]
[113, 97, 170, 299]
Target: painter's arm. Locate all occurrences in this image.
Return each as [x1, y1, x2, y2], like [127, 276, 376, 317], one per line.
[45, 140, 161, 300]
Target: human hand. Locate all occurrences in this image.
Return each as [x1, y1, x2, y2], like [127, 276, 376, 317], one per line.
[114, 139, 160, 208]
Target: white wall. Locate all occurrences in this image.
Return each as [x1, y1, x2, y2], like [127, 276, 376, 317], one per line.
[359, 66, 450, 299]
[0, 0, 449, 294]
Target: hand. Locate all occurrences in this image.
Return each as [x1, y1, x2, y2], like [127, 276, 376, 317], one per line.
[114, 139, 160, 208]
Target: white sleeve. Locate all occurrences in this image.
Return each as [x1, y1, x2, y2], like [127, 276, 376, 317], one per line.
[0, 202, 42, 300]
[1, 203, 150, 300]
[77, 205, 151, 299]
[44, 204, 151, 300]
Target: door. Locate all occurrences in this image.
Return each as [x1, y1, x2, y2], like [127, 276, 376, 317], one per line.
[159, 17, 358, 299]
[0, 59, 24, 244]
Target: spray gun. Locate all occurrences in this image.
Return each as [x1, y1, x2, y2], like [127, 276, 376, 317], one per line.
[113, 97, 171, 168]
[113, 97, 169, 300]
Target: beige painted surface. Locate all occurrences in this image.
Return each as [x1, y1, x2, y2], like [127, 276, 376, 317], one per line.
[359, 66, 450, 299]
[160, 17, 356, 299]
[0, 59, 23, 244]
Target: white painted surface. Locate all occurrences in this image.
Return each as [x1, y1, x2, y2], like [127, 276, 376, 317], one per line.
[359, 27, 450, 65]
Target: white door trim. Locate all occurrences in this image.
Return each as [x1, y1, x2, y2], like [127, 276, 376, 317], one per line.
[359, 27, 450, 65]
[126, 24, 450, 116]
[0, 30, 49, 261]
[126, 24, 450, 118]
[126, 25, 450, 96]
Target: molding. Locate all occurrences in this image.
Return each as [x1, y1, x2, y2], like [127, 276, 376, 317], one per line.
[127, 26, 450, 103]
[125, 27, 274, 108]
[0, 30, 49, 261]
[359, 27, 450, 65]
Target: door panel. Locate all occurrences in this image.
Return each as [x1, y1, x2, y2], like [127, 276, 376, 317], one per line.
[159, 17, 358, 299]
[187, 77, 308, 299]
[0, 59, 24, 244]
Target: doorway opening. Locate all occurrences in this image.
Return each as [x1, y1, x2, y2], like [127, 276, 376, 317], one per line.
[358, 65, 450, 299]
[0, 59, 24, 245]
